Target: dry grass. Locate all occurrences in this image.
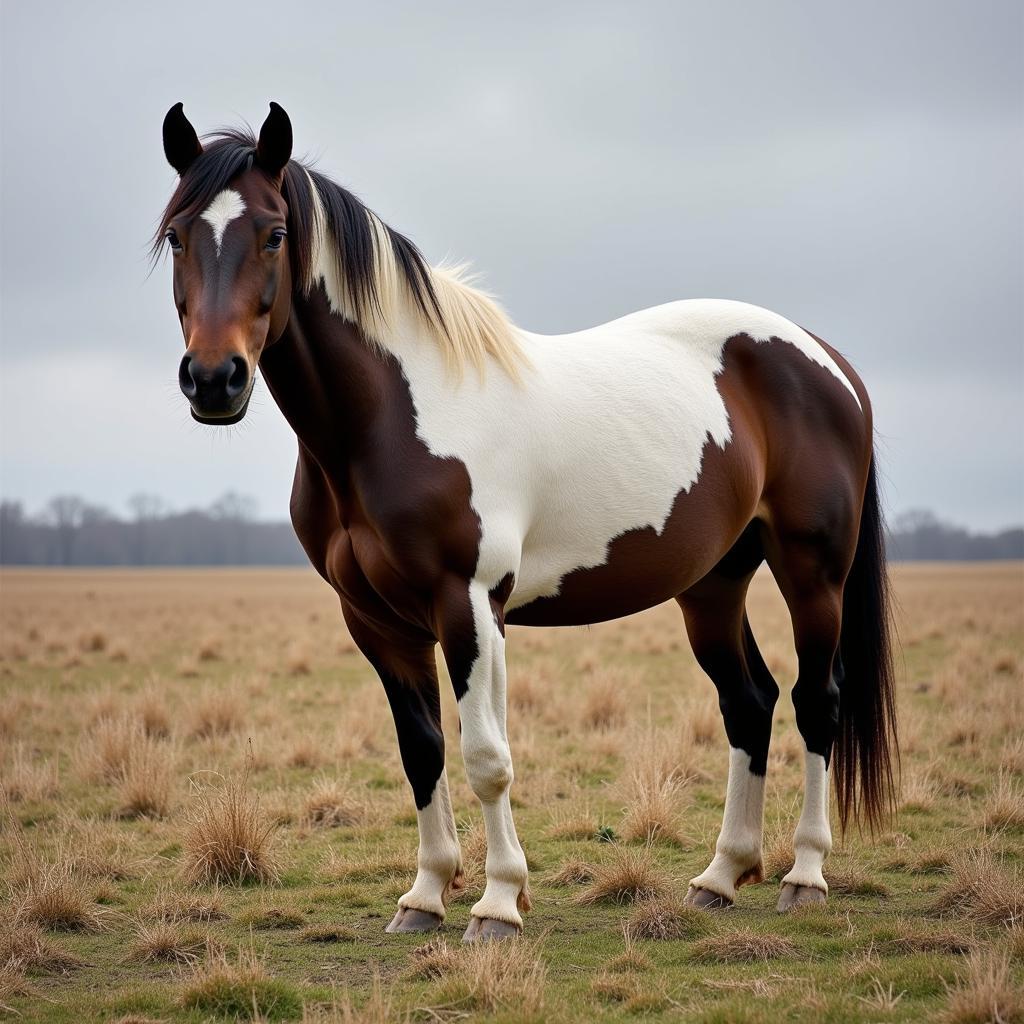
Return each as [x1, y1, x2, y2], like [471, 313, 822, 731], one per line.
[302, 975, 408, 1024]
[1, 563, 1022, 1021]
[128, 920, 211, 963]
[301, 775, 364, 828]
[116, 734, 176, 818]
[940, 948, 1023, 1024]
[580, 669, 629, 731]
[189, 686, 243, 738]
[0, 921, 82, 972]
[9, 859, 109, 933]
[421, 937, 547, 1016]
[181, 771, 279, 885]
[144, 886, 227, 923]
[179, 942, 301, 1020]
[981, 771, 1024, 831]
[546, 855, 594, 886]
[626, 896, 712, 940]
[691, 929, 797, 963]
[576, 847, 668, 906]
[0, 963, 37, 1013]
[3, 743, 59, 803]
[929, 849, 1024, 926]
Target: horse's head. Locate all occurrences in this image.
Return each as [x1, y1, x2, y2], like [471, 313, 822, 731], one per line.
[159, 103, 295, 424]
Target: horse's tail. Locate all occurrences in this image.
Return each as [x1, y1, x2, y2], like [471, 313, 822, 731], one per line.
[834, 455, 899, 833]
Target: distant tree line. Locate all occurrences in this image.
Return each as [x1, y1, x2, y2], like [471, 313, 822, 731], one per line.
[886, 509, 1023, 561]
[0, 497, 1020, 566]
[0, 493, 305, 566]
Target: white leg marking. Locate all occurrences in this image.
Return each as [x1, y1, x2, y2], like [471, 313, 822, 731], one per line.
[782, 750, 832, 892]
[690, 746, 766, 901]
[397, 770, 462, 918]
[458, 584, 529, 927]
[200, 189, 246, 257]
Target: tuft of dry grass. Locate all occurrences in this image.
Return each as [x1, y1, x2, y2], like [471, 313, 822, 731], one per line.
[929, 849, 1024, 926]
[128, 920, 211, 963]
[546, 855, 594, 886]
[116, 734, 176, 819]
[981, 771, 1024, 831]
[826, 866, 891, 897]
[3, 743, 59, 803]
[626, 896, 712, 940]
[77, 714, 141, 783]
[301, 775, 364, 829]
[882, 920, 974, 956]
[620, 773, 689, 845]
[298, 924, 357, 944]
[145, 886, 226, 923]
[10, 858, 109, 933]
[179, 942, 301, 1020]
[940, 948, 1023, 1024]
[0, 962, 37, 1012]
[604, 929, 651, 973]
[189, 687, 242, 739]
[580, 670, 629, 731]
[423, 937, 547, 1016]
[576, 847, 668, 906]
[0, 921, 82, 972]
[239, 906, 305, 930]
[407, 938, 460, 981]
[691, 929, 796, 963]
[545, 806, 598, 841]
[181, 771, 279, 886]
[302, 975, 408, 1024]
[325, 850, 414, 884]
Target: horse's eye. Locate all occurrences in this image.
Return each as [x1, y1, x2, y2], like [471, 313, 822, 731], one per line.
[265, 229, 286, 251]
[166, 229, 182, 252]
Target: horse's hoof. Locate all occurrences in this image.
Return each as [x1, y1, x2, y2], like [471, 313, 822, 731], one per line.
[462, 916, 521, 942]
[385, 907, 443, 933]
[684, 885, 734, 910]
[776, 883, 826, 913]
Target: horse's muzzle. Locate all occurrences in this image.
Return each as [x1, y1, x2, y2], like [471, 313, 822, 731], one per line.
[179, 353, 252, 425]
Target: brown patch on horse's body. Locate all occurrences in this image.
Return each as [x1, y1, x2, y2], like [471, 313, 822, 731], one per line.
[507, 334, 868, 627]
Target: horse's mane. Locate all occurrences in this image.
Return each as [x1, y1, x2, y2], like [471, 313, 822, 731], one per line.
[153, 128, 523, 378]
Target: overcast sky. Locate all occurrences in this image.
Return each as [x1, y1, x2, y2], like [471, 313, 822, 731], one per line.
[1, 0, 1021, 529]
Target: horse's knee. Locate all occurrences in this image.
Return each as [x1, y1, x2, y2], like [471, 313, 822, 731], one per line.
[792, 676, 841, 752]
[463, 741, 513, 802]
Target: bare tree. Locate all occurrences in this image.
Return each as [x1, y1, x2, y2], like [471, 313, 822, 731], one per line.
[128, 492, 167, 564]
[46, 494, 87, 565]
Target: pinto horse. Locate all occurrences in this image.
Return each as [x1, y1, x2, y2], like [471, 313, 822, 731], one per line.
[157, 102, 897, 940]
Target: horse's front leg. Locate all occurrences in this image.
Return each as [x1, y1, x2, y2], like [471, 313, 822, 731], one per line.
[440, 581, 529, 941]
[342, 605, 463, 933]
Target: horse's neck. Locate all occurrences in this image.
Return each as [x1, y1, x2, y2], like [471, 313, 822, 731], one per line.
[259, 288, 425, 491]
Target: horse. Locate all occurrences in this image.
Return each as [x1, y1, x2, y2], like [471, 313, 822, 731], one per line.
[156, 101, 898, 941]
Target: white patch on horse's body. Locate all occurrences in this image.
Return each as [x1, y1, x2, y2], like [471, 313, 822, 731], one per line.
[376, 298, 859, 607]
[200, 189, 246, 256]
[689, 746, 766, 900]
[782, 750, 832, 891]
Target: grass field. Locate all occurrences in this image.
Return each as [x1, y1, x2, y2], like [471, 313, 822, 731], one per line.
[1, 563, 1022, 1022]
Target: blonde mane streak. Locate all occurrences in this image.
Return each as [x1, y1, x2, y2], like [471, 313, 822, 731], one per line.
[304, 172, 526, 379]
[426, 264, 526, 380]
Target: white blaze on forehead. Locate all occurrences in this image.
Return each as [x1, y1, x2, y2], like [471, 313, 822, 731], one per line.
[200, 189, 246, 256]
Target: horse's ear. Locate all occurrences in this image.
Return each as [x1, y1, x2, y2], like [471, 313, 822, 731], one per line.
[256, 102, 292, 180]
[162, 102, 202, 175]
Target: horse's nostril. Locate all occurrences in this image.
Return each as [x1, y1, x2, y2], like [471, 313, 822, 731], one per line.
[226, 356, 249, 398]
[178, 354, 197, 397]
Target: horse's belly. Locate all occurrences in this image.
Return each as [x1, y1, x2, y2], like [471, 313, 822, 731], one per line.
[504, 431, 759, 627]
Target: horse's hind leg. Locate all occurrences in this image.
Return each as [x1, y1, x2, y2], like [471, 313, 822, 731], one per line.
[762, 510, 854, 912]
[678, 529, 779, 909]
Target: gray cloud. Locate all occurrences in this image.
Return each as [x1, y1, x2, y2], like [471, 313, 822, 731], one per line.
[1, 0, 1021, 528]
